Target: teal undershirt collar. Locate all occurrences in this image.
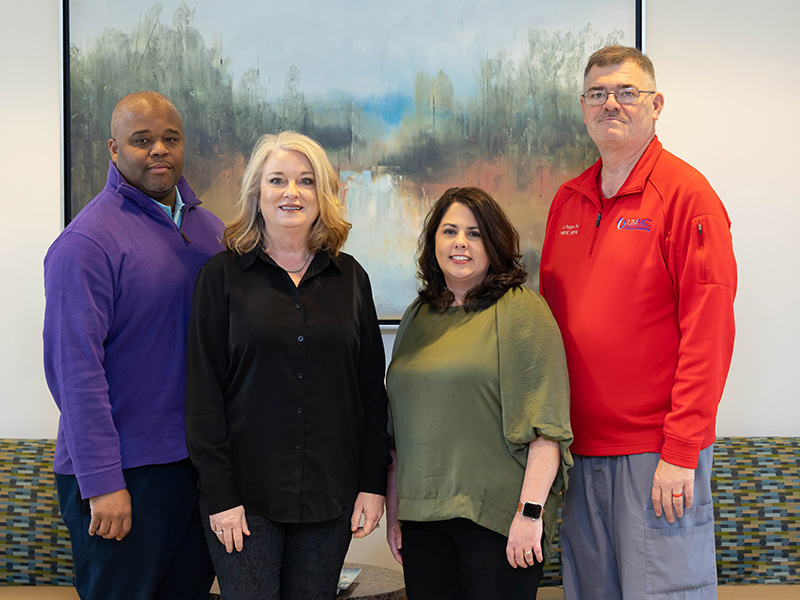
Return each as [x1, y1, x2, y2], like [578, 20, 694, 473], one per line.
[151, 188, 185, 227]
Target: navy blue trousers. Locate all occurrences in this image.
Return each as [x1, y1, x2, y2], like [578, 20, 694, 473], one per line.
[56, 459, 214, 600]
[401, 518, 544, 600]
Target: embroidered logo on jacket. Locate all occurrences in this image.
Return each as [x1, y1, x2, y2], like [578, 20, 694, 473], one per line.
[559, 223, 580, 236]
[616, 217, 652, 232]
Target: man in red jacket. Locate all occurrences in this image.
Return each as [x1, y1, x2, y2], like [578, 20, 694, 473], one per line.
[539, 46, 736, 600]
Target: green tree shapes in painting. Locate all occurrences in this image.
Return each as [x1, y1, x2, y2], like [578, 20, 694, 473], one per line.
[69, 1, 626, 316]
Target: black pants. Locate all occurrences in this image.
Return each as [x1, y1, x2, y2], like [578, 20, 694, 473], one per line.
[401, 518, 543, 600]
[201, 498, 354, 600]
[56, 460, 214, 600]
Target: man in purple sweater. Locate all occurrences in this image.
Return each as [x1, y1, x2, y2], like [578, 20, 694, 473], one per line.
[44, 92, 223, 599]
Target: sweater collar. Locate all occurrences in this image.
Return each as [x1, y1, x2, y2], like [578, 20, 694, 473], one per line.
[104, 161, 201, 210]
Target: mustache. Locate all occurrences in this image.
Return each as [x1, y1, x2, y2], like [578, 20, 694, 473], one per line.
[597, 112, 624, 122]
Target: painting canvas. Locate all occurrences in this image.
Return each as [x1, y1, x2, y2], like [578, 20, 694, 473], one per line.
[65, 0, 640, 320]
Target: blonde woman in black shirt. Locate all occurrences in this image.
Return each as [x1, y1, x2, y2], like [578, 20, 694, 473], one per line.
[186, 131, 390, 599]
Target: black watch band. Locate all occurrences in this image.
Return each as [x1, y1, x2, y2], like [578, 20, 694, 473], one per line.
[517, 501, 544, 520]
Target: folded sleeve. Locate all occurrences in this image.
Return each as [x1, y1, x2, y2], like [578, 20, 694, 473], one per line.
[496, 287, 573, 494]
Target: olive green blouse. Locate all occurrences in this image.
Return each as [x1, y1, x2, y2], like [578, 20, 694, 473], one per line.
[386, 287, 573, 560]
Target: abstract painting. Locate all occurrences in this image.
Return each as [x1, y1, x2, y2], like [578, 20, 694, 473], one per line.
[65, 0, 641, 320]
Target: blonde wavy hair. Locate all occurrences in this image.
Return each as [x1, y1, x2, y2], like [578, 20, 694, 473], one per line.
[224, 131, 351, 255]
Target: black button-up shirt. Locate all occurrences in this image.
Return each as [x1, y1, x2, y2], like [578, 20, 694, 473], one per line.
[186, 249, 390, 523]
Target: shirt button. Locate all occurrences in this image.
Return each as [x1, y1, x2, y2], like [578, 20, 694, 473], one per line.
[297, 372, 304, 380]
[295, 443, 301, 450]
[295, 303, 301, 310]
[297, 407, 302, 414]
[297, 335, 304, 342]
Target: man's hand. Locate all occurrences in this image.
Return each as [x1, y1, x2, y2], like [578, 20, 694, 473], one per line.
[351, 492, 384, 539]
[652, 459, 695, 523]
[88, 488, 132, 541]
[209, 505, 250, 553]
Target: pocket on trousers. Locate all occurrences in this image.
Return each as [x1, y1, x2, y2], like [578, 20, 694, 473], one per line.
[644, 502, 716, 594]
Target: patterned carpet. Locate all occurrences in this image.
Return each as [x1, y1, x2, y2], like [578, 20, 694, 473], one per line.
[712, 437, 799, 584]
[1, 439, 72, 585]
[1, 438, 798, 586]
[539, 438, 800, 586]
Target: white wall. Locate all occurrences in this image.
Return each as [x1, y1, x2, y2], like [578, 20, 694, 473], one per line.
[1, 0, 798, 570]
[645, 0, 800, 436]
[0, 0, 63, 439]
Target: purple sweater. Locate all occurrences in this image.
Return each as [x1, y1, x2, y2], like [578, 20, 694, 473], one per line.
[44, 162, 224, 499]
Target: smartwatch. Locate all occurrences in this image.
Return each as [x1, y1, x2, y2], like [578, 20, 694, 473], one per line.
[517, 501, 544, 520]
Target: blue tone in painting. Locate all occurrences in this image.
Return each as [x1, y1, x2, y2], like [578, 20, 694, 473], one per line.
[362, 93, 413, 128]
[68, 0, 638, 319]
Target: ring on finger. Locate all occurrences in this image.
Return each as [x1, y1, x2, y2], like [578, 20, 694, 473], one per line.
[524, 549, 533, 556]
[214, 530, 223, 535]
[671, 492, 683, 499]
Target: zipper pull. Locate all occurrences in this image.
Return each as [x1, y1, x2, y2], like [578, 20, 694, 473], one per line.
[180, 229, 191, 244]
[697, 221, 703, 236]
[596, 212, 602, 227]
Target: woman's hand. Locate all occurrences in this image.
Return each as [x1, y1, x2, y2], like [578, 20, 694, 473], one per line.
[385, 448, 402, 563]
[351, 492, 384, 539]
[386, 514, 403, 565]
[506, 437, 559, 568]
[209, 505, 250, 553]
[506, 511, 543, 568]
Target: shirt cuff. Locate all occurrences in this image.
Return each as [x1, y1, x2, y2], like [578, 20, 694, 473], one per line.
[77, 468, 127, 500]
[660, 435, 704, 469]
[358, 460, 388, 496]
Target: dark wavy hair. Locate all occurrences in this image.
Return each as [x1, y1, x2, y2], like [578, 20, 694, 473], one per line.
[417, 187, 527, 311]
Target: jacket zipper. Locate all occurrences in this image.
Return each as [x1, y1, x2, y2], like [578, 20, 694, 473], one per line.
[178, 205, 191, 244]
[696, 219, 706, 281]
[589, 211, 602, 257]
[120, 182, 192, 243]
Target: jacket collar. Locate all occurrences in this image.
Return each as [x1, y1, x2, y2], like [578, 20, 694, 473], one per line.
[564, 136, 663, 207]
[612, 136, 663, 197]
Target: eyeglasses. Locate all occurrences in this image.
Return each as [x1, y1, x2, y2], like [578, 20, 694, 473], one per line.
[582, 87, 655, 106]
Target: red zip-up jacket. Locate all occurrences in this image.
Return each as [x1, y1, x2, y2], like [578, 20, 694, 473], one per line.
[540, 137, 737, 468]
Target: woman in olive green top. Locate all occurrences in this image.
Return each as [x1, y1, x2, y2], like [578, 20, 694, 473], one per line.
[385, 187, 572, 600]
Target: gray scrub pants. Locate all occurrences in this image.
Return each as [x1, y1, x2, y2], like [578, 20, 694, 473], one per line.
[561, 447, 717, 600]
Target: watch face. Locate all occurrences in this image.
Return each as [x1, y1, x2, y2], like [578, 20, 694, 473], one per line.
[522, 502, 543, 519]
